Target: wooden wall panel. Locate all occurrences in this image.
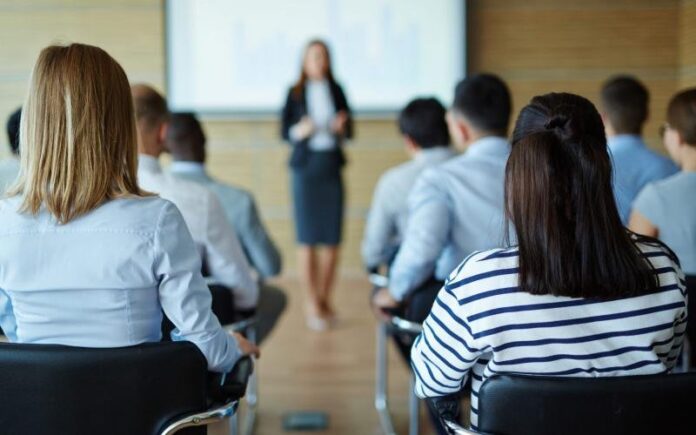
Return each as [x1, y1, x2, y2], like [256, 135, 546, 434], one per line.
[0, 0, 689, 272]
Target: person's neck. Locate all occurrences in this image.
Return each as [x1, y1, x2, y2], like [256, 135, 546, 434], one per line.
[607, 131, 641, 139]
[681, 147, 696, 171]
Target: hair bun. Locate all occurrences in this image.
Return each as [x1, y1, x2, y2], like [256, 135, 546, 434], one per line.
[544, 115, 569, 131]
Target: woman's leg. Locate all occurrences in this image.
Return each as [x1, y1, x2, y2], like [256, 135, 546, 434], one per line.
[317, 245, 340, 319]
[298, 245, 323, 326]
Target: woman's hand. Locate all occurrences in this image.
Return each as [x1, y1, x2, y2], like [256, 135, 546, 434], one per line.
[331, 110, 348, 135]
[232, 332, 260, 359]
[293, 116, 316, 140]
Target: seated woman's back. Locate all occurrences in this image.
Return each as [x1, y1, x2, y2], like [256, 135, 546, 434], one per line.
[0, 43, 257, 372]
[1, 196, 176, 346]
[411, 92, 687, 432]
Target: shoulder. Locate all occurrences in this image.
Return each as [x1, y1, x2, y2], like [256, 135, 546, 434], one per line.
[632, 234, 682, 270]
[444, 247, 520, 297]
[378, 160, 416, 188]
[210, 179, 254, 208]
[646, 150, 678, 178]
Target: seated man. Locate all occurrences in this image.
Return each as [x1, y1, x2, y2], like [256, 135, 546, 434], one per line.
[600, 75, 678, 223]
[373, 73, 512, 329]
[1, 108, 21, 193]
[131, 84, 260, 336]
[165, 112, 286, 343]
[361, 97, 454, 273]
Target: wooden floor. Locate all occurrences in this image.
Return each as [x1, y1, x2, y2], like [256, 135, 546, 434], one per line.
[246, 275, 437, 435]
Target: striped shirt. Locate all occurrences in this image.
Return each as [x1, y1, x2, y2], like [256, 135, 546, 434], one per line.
[411, 240, 687, 431]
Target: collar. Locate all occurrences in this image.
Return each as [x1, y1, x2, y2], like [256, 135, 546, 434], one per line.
[465, 136, 510, 159]
[414, 147, 454, 163]
[607, 134, 645, 152]
[137, 155, 162, 174]
[169, 161, 207, 176]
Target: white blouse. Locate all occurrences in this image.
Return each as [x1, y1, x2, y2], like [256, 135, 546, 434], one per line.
[305, 80, 336, 151]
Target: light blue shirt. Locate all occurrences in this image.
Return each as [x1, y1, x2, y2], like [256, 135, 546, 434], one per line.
[362, 147, 455, 269]
[169, 161, 282, 279]
[633, 171, 696, 275]
[0, 158, 19, 195]
[0, 195, 242, 372]
[388, 136, 511, 301]
[608, 135, 678, 224]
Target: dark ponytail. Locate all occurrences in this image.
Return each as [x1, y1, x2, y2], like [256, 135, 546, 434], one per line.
[505, 92, 658, 299]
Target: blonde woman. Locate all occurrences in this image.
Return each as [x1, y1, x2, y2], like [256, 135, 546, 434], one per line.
[0, 43, 258, 372]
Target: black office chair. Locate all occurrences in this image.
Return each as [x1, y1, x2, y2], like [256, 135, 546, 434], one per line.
[434, 372, 696, 435]
[0, 341, 252, 435]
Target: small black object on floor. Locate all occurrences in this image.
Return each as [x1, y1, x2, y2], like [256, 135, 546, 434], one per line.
[282, 411, 329, 431]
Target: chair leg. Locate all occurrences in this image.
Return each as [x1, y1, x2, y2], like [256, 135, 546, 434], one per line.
[242, 326, 258, 435]
[375, 322, 397, 435]
[408, 373, 420, 435]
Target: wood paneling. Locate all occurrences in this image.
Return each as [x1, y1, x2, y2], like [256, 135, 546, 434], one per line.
[0, 0, 691, 272]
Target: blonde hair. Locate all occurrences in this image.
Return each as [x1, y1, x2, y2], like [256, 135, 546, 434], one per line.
[9, 43, 148, 223]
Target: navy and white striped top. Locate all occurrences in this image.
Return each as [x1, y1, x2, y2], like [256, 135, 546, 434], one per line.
[411, 240, 687, 431]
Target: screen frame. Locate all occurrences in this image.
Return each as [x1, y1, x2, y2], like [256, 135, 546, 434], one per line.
[162, 0, 468, 119]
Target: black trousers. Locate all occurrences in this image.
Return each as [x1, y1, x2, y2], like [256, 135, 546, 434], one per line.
[389, 277, 451, 435]
[391, 277, 445, 361]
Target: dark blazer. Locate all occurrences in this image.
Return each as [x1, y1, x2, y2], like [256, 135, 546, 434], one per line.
[281, 81, 354, 168]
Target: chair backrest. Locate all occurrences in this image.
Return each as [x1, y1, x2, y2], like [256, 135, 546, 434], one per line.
[0, 341, 208, 435]
[476, 372, 696, 435]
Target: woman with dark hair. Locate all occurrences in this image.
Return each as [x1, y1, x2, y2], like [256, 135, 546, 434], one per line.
[281, 39, 353, 331]
[631, 87, 696, 364]
[410, 93, 686, 432]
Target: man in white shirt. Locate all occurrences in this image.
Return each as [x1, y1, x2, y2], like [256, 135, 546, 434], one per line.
[0, 109, 21, 194]
[361, 98, 454, 271]
[131, 85, 259, 325]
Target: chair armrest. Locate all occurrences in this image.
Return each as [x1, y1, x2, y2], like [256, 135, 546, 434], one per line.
[443, 419, 480, 435]
[208, 356, 254, 403]
[390, 316, 423, 335]
[159, 401, 238, 435]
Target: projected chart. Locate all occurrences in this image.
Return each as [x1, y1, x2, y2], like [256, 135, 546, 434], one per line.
[166, 0, 465, 113]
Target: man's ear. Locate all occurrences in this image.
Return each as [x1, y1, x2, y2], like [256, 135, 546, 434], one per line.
[457, 118, 471, 143]
[404, 135, 418, 153]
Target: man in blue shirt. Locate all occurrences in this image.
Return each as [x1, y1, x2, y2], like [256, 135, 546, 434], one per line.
[372, 73, 512, 322]
[600, 75, 678, 224]
[361, 97, 455, 272]
[165, 112, 286, 344]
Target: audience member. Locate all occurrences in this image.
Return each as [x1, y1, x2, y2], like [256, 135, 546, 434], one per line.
[166, 112, 287, 342]
[631, 87, 696, 363]
[0, 43, 258, 371]
[373, 74, 512, 327]
[0, 108, 21, 193]
[411, 92, 686, 432]
[361, 97, 454, 271]
[600, 75, 677, 223]
[131, 85, 259, 318]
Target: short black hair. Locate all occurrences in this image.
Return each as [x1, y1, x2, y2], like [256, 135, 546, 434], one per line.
[165, 112, 206, 163]
[452, 73, 512, 136]
[6, 108, 21, 155]
[398, 97, 450, 148]
[600, 75, 649, 134]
